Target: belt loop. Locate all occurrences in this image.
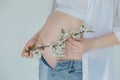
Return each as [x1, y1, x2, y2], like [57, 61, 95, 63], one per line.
[69, 60, 74, 68]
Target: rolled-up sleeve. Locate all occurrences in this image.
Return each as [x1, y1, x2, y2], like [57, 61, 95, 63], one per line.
[113, 14, 120, 42]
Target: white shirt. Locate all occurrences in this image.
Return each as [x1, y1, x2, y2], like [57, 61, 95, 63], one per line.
[48, 0, 120, 80]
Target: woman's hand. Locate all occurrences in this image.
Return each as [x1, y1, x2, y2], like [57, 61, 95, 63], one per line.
[21, 32, 41, 58]
[64, 38, 95, 59]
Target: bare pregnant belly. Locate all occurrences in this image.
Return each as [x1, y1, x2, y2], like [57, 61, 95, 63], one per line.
[40, 11, 83, 68]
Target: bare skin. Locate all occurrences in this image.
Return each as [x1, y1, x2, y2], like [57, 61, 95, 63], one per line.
[64, 33, 120, 57]
[21, 11, 120, 68]
[21, 11, 84, 68]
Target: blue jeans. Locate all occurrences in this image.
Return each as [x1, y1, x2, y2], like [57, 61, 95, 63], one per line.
[39, 56, 82, 80]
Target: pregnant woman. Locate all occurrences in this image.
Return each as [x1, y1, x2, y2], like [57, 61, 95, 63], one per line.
[21, 0, 120, 80]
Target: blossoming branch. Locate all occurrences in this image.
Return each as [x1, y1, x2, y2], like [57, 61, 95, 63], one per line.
[24, 24, 94, 59]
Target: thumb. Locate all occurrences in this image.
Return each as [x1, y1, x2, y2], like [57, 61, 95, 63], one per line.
[79, 38, 83, 42]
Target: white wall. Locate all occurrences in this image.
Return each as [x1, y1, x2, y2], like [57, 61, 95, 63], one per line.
[0, 0, 120, 80]
[0, 0, 50, 80]
[114, 46, 120, 80]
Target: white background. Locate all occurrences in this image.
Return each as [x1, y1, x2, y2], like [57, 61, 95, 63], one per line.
[0, 0, 50, 80]
[0, 0, 120, 80]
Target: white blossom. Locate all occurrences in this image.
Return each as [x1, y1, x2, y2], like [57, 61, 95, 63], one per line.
[29, 24, 93, 59]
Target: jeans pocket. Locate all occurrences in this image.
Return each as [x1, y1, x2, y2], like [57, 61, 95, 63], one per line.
[41, 56, 53, 69]
[41, 56, 62, 71]
[41, 57, 70, 71]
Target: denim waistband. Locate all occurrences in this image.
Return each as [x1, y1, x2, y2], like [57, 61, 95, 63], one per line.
[54, 60, 82, 71]
[41, 56, 82, 71]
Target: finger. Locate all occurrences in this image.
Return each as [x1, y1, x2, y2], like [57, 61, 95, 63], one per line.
[79, 38, 83, 42]
[21, 47, 28, 57]
[21, 42, 32, 57]
[21, 47, 26, 57]
[71, 46, 81, 52]
[21, 52, 25, 57]
[64, 45, 72, 54]
[22, 52, 28, 57]
[71, 40, 81, 47]
[71, 44, 81, 50]
[71, 49, 82, 55]
[67, 38, 73, 42]
[25, 52, 31, 58]
[22, 49, 30, 57]
[72, 49, 81, 53]
[64, 47, 68, 54]
[65, 41, 71, 48]
[71, 45, 82, 53]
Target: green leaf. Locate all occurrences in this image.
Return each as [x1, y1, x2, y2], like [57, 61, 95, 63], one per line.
[74, 33, 79, 36]
[24, 48, 28, 52]
[81, 25, 84, 28]
[41, 46, 45, 50]
[61, 28, 65, 34]
[32, 44, 36, 49]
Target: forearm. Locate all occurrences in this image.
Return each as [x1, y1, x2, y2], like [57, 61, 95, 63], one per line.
[93, 32, 120, 49]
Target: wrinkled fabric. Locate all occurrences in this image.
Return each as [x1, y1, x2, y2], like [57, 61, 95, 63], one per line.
[46, 0, 120, 80]
[39, 57, 51, 80]
[39, 56, 82, 80]
[49, 60, 82, 80]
